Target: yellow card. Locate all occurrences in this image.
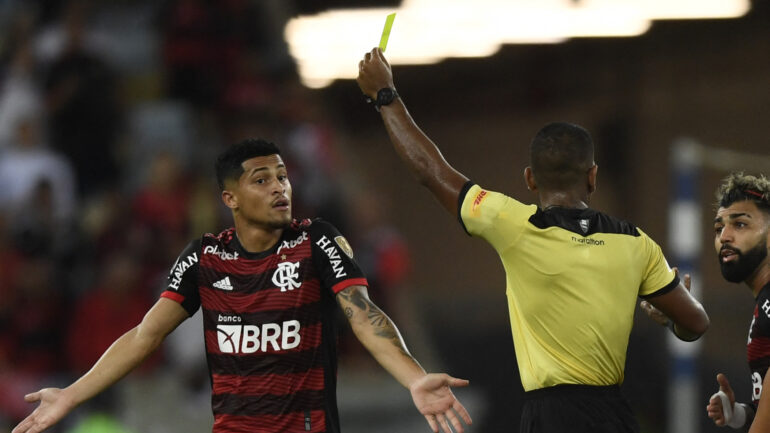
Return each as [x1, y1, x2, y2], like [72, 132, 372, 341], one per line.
[379, 13, 396, 52]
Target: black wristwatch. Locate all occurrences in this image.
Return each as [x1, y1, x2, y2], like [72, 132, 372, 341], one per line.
[366, 87, 399, 111]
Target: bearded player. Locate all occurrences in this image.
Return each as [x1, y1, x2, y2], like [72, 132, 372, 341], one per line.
[707, 172, 770, 432]
[13, 139, 472, 433]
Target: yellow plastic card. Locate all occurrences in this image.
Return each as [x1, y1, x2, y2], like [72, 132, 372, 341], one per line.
[379, 13, 396, 52]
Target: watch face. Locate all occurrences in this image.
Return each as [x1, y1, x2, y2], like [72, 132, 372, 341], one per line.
[377, 88, 397, 106]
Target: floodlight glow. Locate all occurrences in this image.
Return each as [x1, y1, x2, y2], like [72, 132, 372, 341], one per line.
[285, 0, 751, 88]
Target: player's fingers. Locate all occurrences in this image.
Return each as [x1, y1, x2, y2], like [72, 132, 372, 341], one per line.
[446, 376, 470, 388]
[684, 273, 691, 290]
[24, 392, 41, 403]
[453, 400, 473, 425]
[717, 373, 731, 392]
[445, 410, 465, 433]
[437, 413, 453, 433]
[424, 415, 439, 433]
[708, 410, 724, 421]
[365, 51, 372, 62]
[12, 417, 31, 433]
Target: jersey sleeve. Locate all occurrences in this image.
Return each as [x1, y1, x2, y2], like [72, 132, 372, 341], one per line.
[309, 220, 368, 295]
[458, 182, 535, 249]
[160, 239, 202, 316]
[637, 228, 679, 298]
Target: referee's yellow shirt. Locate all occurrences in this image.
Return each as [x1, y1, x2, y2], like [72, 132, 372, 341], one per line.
[459, 183, 678, 391]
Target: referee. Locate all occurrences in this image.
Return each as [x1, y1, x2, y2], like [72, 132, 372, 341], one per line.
[356, 47, 710, 433]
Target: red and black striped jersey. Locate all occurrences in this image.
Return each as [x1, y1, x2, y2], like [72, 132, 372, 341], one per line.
[161, 218, 368, 433]
[747, 283, 770, 406]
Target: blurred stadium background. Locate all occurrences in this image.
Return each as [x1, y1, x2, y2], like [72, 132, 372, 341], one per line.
[0, 1, 768, 432]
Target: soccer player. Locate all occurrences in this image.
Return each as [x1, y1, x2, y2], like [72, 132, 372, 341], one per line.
[705, 173, 770, 432]
[13, 139, 472, 433]
[356, 47, 710, 433]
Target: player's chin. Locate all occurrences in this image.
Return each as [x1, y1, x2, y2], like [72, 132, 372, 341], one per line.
[269, 213, 293, 228]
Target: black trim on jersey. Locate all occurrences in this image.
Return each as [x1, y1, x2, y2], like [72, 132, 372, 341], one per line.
[208, 348, 324, 376]
[308, 218, 368, 295]
[166, 239, 202, 316]
[638, 275, 681, 300]
[202, 302, 323, 328]
[212, 389, 325, 416]
[528, 206, 640, 237]
[320, 273, 342, 433]
[230, 232, 282, 260]
[198, 256, 317, 295]
[457, 180, 475, 235]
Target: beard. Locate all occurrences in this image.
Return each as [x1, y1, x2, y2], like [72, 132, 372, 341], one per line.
[719, 241, 768, 283]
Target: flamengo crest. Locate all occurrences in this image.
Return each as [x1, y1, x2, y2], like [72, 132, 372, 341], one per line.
[272, 261, 302, 292]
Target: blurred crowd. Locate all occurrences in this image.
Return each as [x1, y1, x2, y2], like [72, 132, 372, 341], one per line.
[0, 1, 413, 431]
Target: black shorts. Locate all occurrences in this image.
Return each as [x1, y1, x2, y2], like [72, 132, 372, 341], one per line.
[519, 384, 640, 433]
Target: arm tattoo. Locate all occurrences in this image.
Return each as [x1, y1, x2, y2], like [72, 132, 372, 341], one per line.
[339, 287, 409, 356]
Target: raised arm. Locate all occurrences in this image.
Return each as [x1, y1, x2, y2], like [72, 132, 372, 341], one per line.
[336, 285, 471, 433]
[357, 48, 469, 215]
[13, 298, 189, 433]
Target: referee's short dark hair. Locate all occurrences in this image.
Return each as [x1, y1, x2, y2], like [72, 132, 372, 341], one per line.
[215, 138, 281, 189]
[716, 172, 770, 214]
[530, 122, 595, 190]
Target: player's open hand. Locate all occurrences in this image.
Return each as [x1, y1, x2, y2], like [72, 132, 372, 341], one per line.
[12, 388, 74, 433]
[409, 373, 472, 433]
[357, 47, 395, 100]
[707, 373, 736, 426]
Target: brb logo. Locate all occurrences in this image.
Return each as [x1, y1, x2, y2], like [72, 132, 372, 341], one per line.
[216, 316, 301, 354]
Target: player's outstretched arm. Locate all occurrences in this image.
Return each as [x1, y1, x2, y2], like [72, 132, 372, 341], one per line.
[12, 298, 188, 433]
[357, 48, 469, 215]
[640, 268, 709, 341]
[337, 285, 472, 433]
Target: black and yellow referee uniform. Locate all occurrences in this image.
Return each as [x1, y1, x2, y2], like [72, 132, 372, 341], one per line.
[459, 182, 679, 433]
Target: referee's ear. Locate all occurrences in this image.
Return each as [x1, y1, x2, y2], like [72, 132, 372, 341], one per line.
[587, 164, 598, 195]
[524, 167, 537, 192]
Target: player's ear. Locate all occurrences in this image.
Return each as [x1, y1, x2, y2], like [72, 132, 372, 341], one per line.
[524, 167, 537, 192]
[222, 189, 238, 210]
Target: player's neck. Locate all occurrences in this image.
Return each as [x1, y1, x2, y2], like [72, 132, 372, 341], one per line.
[539, 190, 589, 211]
[748, 261, 770, 298]
[233, 220, 284, 253]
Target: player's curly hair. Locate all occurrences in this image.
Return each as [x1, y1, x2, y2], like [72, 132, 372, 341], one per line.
[715, 172, 770, 213]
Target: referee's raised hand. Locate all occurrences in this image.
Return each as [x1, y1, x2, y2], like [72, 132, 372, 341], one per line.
[357, 47, 395, 101]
